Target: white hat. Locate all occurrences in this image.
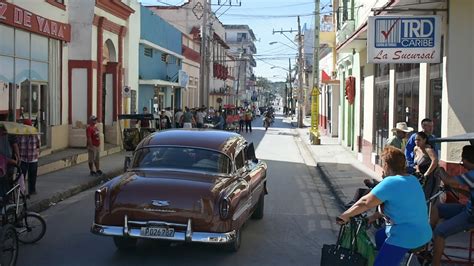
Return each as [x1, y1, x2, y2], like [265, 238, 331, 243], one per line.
[391, 122, 413, 133]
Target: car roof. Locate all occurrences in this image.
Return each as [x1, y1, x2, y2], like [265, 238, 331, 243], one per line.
[136, 129, 246, 157]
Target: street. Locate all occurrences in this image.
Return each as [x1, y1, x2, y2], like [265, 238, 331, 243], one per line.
[17, 115, 341, 266]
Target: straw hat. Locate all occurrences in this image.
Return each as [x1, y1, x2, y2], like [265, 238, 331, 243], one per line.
[391, 122, 414, 133]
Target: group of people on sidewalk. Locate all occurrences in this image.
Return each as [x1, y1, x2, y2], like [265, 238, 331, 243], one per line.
[337, 118, 474, 266]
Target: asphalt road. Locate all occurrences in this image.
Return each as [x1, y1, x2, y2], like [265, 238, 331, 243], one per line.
[18, 114, 340, 266]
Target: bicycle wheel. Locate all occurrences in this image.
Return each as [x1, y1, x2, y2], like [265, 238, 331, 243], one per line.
[17, 212, 46, 244]
[0, 224, 19, 266]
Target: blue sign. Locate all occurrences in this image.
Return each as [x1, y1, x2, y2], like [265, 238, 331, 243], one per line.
[374, 17, 436, 48]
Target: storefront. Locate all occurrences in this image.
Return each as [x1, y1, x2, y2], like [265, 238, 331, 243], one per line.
[0, 1, 71, 149]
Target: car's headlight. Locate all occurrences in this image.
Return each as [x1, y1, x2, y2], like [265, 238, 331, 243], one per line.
[219, 198, 230, 219]
[95, 187, 107, 209]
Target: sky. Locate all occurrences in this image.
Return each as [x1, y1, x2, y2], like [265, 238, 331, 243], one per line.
[139, 0, 333, 82]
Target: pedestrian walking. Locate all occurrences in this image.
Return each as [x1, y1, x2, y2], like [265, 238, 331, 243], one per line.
[18, 119, 40, 196]
[238, 108, 244, 133]
[244, 108, 253, 133]
[86, 115, 102, 176]
[196, 108, 205, 128]
[138, 106, 150, 128]
[405, 118, 436, 173]
[180, 107, 196, 128]
[386, 122, 413, 152]
[174, 108, 183, 128]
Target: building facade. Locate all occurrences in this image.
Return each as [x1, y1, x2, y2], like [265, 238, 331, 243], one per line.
[68, 0, 138, 149]
[327, 0, 473, 177]
[0, 0, 71, 153]
[224, 24, 257, 107]
[148, 0, 232, 109]
[138, 6, 182, 115]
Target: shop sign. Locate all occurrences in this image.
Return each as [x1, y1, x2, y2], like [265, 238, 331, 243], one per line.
[368, 15, 441, 63]
[0, 1, 71, 42]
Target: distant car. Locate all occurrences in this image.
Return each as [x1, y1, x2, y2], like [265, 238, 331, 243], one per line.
[91, 129, 268, 252]
[255, 109, 261, 117]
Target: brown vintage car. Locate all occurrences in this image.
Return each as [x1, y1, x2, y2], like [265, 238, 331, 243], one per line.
[91, 129, 268, 251]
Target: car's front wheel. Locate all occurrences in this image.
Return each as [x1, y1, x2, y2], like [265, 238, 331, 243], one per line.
[113, 236, 137, 251]
[224, 228, 241, 252]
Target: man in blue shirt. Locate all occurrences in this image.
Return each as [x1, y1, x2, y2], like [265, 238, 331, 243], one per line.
[431, 145, 474, 266]
[405, 118, 436, 173]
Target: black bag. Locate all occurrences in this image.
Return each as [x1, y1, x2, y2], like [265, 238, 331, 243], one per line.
[320, 224, 367, 266]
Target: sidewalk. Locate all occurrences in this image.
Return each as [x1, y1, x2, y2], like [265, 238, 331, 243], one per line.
[287, 116, 379, 210]
[27, 152, 125, 213]
[286, 116, 469, 255]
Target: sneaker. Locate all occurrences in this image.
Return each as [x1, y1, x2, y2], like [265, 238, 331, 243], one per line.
[96, 170, 103, 176]
[90, 171, 97, 176]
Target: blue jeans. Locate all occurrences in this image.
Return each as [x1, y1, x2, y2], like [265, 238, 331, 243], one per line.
[434, 203, 474, 238]
[374, 228, 409, 266]
[20, 161, 38, 194]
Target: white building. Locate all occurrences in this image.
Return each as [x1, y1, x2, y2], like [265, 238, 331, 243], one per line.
[223, 25, 257, 107]
[331, 0, 474, 177]
[68, 0, 139, 148]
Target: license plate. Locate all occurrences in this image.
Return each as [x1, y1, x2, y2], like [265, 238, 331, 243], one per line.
[140, 227, 175, 238]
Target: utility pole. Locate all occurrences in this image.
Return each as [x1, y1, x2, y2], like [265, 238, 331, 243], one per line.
[297, 16, 304, 128]
[288, 58, 293, 115]
[199, 0, 209, 107]
[310, 0, 321, 144]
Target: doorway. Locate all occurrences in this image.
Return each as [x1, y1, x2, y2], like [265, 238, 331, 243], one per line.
[20, 82, 48, 146]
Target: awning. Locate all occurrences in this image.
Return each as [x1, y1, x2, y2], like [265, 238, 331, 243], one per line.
[337, 24, 368, 53]
[139, 79, 180, 88]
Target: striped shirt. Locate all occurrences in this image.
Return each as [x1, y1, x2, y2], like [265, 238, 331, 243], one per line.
[18, 135, 40, 163]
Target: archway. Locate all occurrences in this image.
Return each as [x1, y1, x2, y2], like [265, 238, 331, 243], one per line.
[102, 39, 116, 128]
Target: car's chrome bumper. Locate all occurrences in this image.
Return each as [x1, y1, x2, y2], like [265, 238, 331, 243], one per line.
[91, 216, 236, 244]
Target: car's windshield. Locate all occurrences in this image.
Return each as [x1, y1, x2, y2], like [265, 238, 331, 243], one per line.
[132, 146, 232, 174]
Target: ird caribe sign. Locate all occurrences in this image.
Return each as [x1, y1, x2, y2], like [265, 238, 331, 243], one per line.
[368, 15, 441, 63]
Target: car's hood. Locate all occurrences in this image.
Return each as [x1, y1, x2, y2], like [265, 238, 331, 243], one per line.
[102, 170, 232, 226]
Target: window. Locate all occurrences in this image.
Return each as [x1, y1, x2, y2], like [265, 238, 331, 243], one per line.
[237, 33, 248, 42]
[144, 48, 153, 57]
[132, 147, 232, 174]
[395, 64, 419, 129]
[429, 63, 443, 137]
[161, 53, 169, 63]
[234, 150, 245, 170]
[373, 64, 389, 160]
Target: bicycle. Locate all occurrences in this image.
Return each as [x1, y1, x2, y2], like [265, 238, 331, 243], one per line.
[1, 166, 46, 244]
[0, 224, 18, 266]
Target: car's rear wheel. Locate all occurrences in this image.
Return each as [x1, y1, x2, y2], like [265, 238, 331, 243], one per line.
[113, 236, 137, 251]
[224, 228, 241, 252]
[252, 194, 265, 219]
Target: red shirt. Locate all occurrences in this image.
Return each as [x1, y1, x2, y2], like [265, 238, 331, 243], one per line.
[86, 124, 100, 147]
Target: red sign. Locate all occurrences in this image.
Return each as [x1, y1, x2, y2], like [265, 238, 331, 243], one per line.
[0, 1, 71, 42]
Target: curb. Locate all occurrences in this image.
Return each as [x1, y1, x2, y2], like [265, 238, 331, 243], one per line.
[29, 168, 123, 213]
[315, 165, 348, 211]
[289, 122, 348, 211]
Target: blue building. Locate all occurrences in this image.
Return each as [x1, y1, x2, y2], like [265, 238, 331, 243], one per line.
[139, 6, 183, 115]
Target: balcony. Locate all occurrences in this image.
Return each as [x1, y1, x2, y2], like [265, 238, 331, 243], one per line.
[336, 20, 355, 45]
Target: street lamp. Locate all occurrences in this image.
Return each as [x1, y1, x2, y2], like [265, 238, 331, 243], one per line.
[269, 41, 297, 51]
